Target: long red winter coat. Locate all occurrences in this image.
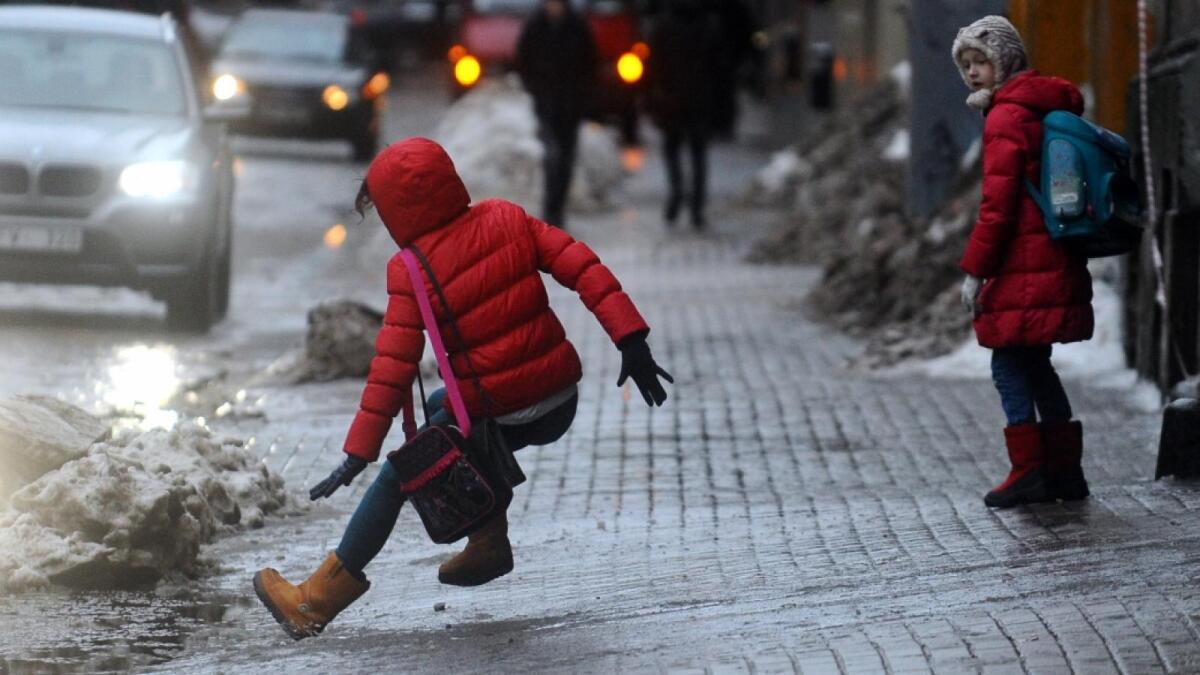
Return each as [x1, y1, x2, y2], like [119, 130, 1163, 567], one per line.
[959, 70, 1094, 349]
[342, 138, 649, 461]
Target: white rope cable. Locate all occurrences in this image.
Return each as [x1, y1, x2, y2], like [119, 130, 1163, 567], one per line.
[1138, 0, 1167, 310]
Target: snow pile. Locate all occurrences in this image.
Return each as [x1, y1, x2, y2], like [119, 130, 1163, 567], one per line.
[263, 300, 385, 384]
[745, 72, 997, 368]
[0, 395, 109, 500]
[744, 148, 812, 206]
[882, 128, 910, 162]
[433, 77, 624, 212]
[0, 408, 288, 593]
[746, 72, 910, 266]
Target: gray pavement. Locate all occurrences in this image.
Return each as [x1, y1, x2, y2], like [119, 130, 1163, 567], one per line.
[163, 156, 1185, 672]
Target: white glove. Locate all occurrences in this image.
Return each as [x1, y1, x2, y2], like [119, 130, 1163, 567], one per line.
[961, 275, 982, 314]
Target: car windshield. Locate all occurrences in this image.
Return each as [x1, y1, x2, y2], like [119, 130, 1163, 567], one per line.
[220, 16, 346, 63]
[0, 30, 187, 116]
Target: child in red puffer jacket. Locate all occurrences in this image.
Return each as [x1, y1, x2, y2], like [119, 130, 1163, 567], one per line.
[253, 138, 673, 640]
[953, 16, 1094, 509]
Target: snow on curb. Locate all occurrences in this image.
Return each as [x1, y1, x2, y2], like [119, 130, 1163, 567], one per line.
[432, 77, 624, 212]
[0, 401, 289, 593]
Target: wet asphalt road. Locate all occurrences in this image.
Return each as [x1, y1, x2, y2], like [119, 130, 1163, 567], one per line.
[0, 68, 1194, 675]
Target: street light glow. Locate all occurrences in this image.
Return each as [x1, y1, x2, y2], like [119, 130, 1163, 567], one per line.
[324, 223, 347, 249]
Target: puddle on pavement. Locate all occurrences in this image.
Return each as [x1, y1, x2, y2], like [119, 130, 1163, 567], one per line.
[0, 586, 243, 674]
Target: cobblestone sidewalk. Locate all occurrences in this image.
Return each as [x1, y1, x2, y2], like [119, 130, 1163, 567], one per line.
[159, 145, 1191, 675]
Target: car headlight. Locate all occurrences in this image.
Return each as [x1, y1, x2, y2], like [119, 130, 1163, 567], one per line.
[323, 85, 355, 111]
[119, 161, 193, 198]
[212, 74, 244, 101]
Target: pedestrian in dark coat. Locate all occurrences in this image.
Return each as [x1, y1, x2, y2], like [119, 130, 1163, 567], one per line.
[252, 139, 673, 640]
[645, 0, 722, 228]
[704, 0, 760, 138]
[953, 16, 1094, 509]
[515, 0, 598, 228]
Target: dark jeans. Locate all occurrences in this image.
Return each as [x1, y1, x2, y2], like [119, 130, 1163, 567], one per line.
[990, 346, 1073, 426]
[335, 388, 578, 576]
[538, 113, 581, 228]
[663, 124, 709, 225]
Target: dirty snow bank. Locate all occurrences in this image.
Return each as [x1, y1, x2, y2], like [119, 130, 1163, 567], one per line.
[0, 397, 289, 593]
[432, 77, 624, 213]
[746, 70, 985, 367]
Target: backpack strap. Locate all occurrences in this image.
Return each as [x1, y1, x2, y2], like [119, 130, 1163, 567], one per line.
[1023, 177, 1055, 219]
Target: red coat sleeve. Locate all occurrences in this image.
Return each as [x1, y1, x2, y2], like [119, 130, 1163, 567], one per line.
[342, 266, 426, 461]
[960, 109, 1027, 278]
[527, 214, 650, 344]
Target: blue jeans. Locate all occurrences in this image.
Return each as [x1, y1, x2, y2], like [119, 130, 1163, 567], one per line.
[335, 388, 577, 576]
[990, 346, 1073, 426]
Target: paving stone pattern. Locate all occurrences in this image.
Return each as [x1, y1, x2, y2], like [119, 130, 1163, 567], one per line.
[168, 183, 1194, 675]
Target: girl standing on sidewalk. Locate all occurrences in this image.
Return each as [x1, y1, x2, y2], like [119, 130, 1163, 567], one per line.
[952, 16, 1094, 508]
[253, 138, 673, 640]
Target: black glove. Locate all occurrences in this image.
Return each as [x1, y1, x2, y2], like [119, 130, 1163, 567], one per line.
[309, 455, 368, 501]
[617, 333, 674, 407]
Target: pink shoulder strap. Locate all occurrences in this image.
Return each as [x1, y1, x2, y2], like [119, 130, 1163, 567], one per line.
[399, 248, 472, 437]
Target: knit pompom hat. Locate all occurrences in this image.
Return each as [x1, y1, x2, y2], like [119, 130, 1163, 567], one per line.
[951, 15, 1029, 110]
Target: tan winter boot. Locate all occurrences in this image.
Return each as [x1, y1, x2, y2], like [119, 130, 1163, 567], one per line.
[438, 511, 513, 587]
[253, 552, 369, 640]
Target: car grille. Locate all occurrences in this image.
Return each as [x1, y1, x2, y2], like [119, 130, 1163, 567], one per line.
[0, 163, 29, 195]
[38, 165, 103, 197]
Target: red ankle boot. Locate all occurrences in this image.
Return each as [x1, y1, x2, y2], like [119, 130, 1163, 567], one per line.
[985, 423, 1050, 508]
[1042, 420, 1089, 501]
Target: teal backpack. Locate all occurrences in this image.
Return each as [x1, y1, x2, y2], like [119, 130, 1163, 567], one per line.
[1024, 111, 1143, 258]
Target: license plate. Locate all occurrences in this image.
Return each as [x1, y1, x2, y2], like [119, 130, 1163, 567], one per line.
[0, 224, 83, 253]
[258, 105, 311, 125]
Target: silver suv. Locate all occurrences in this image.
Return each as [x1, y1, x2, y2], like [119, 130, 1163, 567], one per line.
[0, 5, 237, 332]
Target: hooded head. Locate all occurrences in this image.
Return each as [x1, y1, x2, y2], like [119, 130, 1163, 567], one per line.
[363, 138, 471, 248]
[951, 15, 1028, 110]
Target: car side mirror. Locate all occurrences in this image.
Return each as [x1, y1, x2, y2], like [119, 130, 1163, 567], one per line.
[203, 101, 249, 124]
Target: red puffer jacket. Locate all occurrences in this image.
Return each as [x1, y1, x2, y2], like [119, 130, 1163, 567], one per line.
[960, 70, 1094, 349]
[343, 138, 649, 461]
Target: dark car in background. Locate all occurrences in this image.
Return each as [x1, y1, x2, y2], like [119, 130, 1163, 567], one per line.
[209, 9, 388, 160]
[301, 0, 459, 69]
[448, 0, 644, 143]
[0, 5, 236, 332]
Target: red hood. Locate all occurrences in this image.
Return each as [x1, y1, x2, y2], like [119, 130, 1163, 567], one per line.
[365, 138, 471, 247]
[992, 70, 1084, 116]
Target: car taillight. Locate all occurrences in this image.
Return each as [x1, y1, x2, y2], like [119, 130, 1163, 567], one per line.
[617, 52, 643, 84]
[454, 55, 482, 87]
